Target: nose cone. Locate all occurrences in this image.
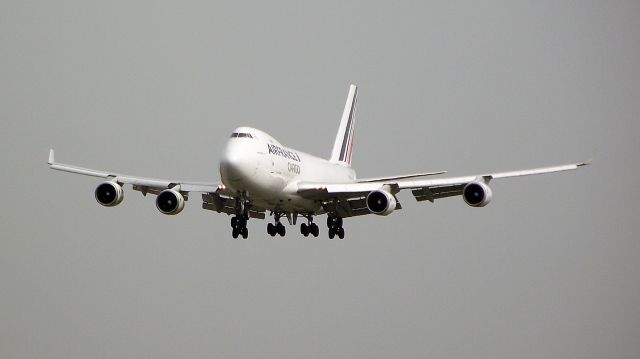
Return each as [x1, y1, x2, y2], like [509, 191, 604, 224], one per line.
[220, 140, 257, 188]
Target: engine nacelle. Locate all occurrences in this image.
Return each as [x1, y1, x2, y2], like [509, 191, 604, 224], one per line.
[366, 190, 397, 216]
[463, 182, 493, 207]
[156, 189, 185, 215]
[95, 181, 124, 207]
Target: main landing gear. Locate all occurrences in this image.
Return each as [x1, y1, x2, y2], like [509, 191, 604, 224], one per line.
[263, 213, 344, 239]
[267, 213, 286, 237]
[300, 215, 319, 237]
[327, 216, 345, 239]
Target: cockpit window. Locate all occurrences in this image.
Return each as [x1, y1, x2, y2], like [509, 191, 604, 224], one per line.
[230, 132, 254, 139]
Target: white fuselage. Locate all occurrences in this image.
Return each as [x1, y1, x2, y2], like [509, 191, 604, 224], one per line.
[219, 127, 356, 214]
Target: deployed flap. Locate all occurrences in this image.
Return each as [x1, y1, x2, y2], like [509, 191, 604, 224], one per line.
[201, 193, 266, 219]
[321, 196, 402, 218]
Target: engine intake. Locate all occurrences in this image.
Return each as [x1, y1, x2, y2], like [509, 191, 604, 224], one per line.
[156, 189, 185, 215]
[366, 190, 397, 216]
[95, 181, 124, 207]
[463, 182, 492, 207]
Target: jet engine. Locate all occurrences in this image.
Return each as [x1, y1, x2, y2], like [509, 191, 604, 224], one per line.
[156, 189, 185, 215]
[463, 182, 493, 207]
[366, 190, 397, 216]
[95, 181, 124, 207]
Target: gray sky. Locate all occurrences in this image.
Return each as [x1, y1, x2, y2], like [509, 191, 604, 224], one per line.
[2, 1, 639, 358]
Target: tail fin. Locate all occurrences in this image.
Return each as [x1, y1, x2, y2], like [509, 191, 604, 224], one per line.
[330, 84, 358, 166]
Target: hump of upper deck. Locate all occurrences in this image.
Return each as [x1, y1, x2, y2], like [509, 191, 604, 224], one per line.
[231, 127, 282, 145]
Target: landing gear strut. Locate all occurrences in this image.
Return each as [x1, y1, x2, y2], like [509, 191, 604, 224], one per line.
[267, 212, 286, 237]
[300, 215, 319, 238]
[327, 216, 345, 239]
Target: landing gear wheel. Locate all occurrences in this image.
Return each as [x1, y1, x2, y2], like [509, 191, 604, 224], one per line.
[267, 223, 276, 236]
[277, 222, 286, 237]
[300, 215, 319, 238]
[326, 216, 345, 239]
[230, 195, 251, 239]
[300, 223, 309, 237]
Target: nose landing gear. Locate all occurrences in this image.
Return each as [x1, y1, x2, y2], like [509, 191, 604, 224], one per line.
[231, 195, 249, 239]
[231, 215, 248, 239]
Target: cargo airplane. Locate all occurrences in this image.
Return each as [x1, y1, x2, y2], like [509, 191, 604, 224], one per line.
[48, 85, 589, 239]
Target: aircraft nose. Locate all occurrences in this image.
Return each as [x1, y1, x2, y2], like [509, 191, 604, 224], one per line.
[220, 143, 256, 182]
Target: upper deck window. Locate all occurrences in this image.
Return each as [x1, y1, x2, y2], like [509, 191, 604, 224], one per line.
[230, 132, 254, 139]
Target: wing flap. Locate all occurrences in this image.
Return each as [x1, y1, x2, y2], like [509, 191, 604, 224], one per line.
[201, 193, 266, 219]
[321, 196, 370, 218]
[412, 184, 465, 202]
[202, 203, 266, 219]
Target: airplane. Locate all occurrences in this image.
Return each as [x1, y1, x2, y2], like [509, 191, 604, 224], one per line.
[48, 84, 589, 239]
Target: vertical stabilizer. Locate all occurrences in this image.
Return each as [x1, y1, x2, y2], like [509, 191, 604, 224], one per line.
[330, 84, 358, 166]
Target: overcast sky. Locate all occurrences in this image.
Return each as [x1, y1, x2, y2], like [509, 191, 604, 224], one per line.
[1, 1, 639, 358]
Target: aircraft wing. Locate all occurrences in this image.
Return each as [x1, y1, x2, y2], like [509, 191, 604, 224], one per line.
[48, 149, 263, 220]
[48, 149, 222, 193]
[297, 161, 590, 217]
[356, 170, 447, 183]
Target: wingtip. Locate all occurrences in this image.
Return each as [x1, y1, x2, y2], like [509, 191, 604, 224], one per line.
[578, 158, 593, 167]
[48, 149, 55, 165]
